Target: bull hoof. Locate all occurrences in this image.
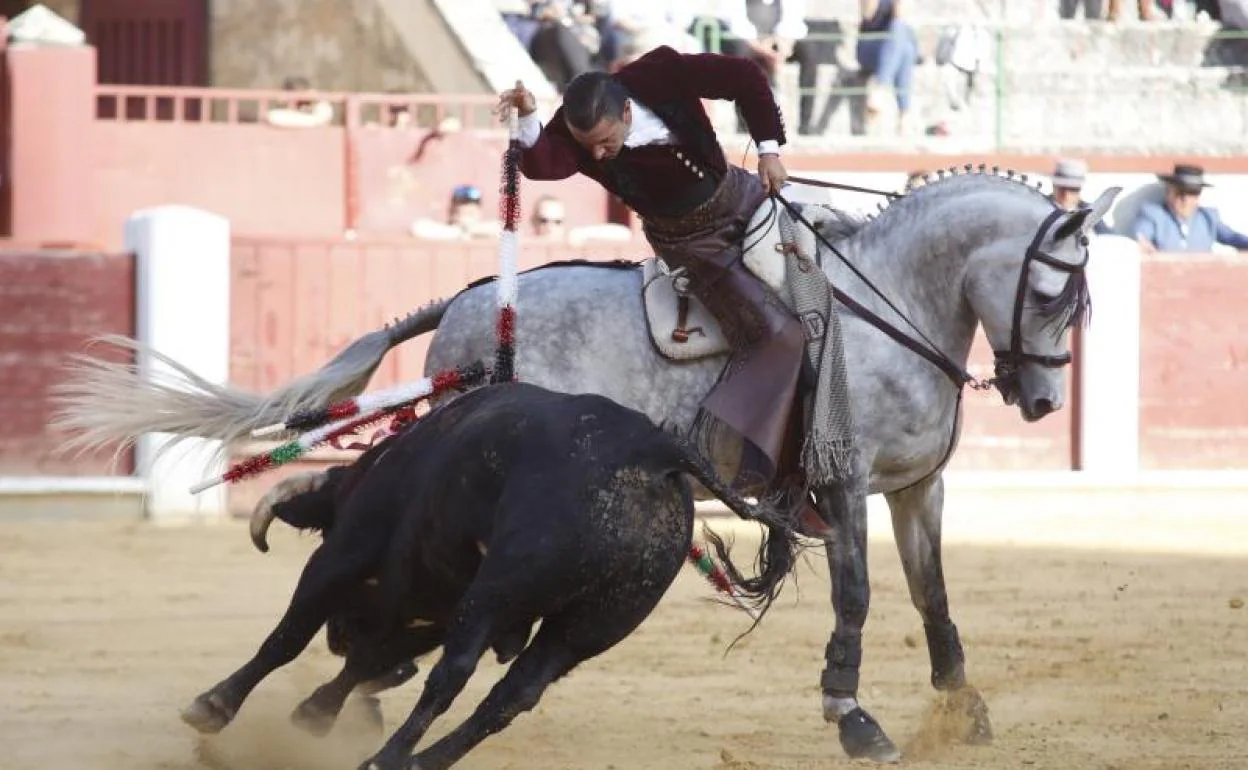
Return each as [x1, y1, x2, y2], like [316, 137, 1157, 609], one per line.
[180, 692, 235, 734]
[838, 708, 901, 763]
[367, 660, 419, 693]
[350, 695, 385, 736]
[290, 698, 337, 737]
[950, 686, 993, 745]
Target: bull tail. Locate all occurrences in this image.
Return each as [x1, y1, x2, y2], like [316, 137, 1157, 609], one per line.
[661, 431, 801, 626]
[49, 298, 452, 457]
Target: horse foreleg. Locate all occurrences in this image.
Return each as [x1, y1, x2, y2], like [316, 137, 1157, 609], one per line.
[815, 482, 900, 763]
[885, 474, 992, 745]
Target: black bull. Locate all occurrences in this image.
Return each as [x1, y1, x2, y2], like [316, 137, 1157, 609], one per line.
[181, 382, 803, 770]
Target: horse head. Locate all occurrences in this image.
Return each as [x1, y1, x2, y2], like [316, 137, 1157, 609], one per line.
[965, 186, 1121, 421]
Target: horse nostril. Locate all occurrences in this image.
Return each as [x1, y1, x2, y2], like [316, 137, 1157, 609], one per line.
[1033, 398, 1055, 416]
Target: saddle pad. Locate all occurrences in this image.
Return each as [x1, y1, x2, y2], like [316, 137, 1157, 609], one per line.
[741, 199, 840, 304]
[640, 258, 730, 361]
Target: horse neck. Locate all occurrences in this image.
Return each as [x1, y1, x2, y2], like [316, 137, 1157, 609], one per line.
[832, 182, 1044, 370]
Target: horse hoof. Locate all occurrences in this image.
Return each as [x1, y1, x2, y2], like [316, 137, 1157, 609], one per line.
[950, 686, 993, 745]
[290, 698, 337, 737]
[838, 708, 901, 763]
[180, 692, 235, 734]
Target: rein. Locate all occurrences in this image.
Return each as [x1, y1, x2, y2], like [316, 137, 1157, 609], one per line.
[772, 189, 1084, 486]
[787, 174, 904, 200]
[772, 192, 992, 392]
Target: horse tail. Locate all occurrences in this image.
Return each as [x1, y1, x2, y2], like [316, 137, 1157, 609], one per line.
[658, 430, 801, 624]
[49, 297, 452, 455]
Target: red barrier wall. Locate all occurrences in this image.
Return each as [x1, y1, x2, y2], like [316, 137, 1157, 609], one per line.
[229, 236, 643, 395]
[1, 242, 1241, 479]
[1139, 255, 1248, 470]
[93, 121, 346, 242]
[0, 249, 136, 475]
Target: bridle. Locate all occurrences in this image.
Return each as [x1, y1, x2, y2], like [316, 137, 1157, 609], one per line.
[990, 207, 1089, 401]
[772, 188, 1090, 489]
[773, 198, 1088, 397]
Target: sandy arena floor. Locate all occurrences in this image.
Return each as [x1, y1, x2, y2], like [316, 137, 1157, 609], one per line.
[1, 510, 1246, 770]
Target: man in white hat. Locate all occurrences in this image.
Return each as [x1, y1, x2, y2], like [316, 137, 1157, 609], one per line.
[1049, 158, 1111, 235]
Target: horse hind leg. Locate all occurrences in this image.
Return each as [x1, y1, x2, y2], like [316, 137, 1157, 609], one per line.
[885, 475, 992, 746]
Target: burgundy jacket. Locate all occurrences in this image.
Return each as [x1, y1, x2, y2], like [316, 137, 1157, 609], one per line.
[519, 46, 786, 218]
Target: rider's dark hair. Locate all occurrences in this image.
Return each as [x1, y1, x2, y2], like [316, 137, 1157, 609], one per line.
[563, 72, 629, 132]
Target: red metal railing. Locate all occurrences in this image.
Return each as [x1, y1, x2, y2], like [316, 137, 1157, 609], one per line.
[92, 85, 561, 130]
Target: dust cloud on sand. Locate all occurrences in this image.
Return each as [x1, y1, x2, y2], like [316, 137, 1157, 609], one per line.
[1, 514, 1246, 770]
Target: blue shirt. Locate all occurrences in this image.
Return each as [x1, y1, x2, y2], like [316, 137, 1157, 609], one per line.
[1132, 201, 1248, 252]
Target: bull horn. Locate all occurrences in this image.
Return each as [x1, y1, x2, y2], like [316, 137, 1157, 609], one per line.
[250, 503, 277, 553]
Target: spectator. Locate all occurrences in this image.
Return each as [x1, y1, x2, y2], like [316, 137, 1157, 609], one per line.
[497, 0, 542, 50]
[1105, 0, 1157, 19]
[688, 1, 841, 136]
[411, 184, 503, 240]
[531, 195, 568, 240]
[1048, 159, 1113, 236]
[265, 76, 333, 128]
[855, 0, 919, 135]
[605, 1, 700, 69]
[1060, 0, 1108, 18]
[1202, 0, 1248, 80]
[1132, 164, 1248, 253]
[529, 1, 599, 92]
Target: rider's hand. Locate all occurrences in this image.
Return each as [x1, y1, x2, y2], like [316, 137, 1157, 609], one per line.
[758, 154, 789, 195]
[496, 80, 537, 122]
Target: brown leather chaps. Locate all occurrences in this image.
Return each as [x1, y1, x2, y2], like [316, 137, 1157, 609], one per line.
[643, 166, 805, 485]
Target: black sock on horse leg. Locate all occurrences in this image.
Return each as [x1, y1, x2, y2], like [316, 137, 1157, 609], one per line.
[924, 621, 967, 690]
[821, 632, 863, 697]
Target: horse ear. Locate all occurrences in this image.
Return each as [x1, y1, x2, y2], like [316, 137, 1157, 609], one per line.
[1054, 208, 1091, 242]
[1079, 186, 1123, 235]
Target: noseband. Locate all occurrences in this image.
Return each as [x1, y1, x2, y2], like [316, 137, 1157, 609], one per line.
[991, 207, 1089, 397]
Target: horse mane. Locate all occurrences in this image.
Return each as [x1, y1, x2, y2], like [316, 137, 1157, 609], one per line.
[852, 164, 1091, 333]
[809, 164, 1052, 249]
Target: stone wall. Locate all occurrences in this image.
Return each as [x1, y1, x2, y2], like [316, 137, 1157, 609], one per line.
[209, 0, 435, 92]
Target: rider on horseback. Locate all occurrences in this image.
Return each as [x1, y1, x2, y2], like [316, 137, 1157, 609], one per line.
[497, 45, 813, 487]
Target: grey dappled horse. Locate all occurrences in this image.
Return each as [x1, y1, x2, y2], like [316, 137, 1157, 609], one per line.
[53, 169, 1120, 763]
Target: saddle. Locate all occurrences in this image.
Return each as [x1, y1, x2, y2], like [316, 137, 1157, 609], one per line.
[641, 200, 838, 361]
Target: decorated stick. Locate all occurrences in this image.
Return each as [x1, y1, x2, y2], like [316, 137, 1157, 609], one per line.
[688, 542, 760, 621]
[196, 362, 488, 494]
[191, 407, 397, 494]
[493, 110, 521, 384]
[251, 361, 487, 438]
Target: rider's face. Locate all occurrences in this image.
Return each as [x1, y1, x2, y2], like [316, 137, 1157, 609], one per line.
[567, 103, 631, 162]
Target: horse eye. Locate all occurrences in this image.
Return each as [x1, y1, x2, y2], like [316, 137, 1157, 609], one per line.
[1029, 288, 1057, 307]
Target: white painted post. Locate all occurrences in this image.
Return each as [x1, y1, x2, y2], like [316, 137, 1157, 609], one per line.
[126, 205, 231, 520]
[1077, 235, 1142, 477]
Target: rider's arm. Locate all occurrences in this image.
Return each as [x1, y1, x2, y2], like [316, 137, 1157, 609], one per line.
[516, 107, 581, 181]
[678, 51, 786, 154]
